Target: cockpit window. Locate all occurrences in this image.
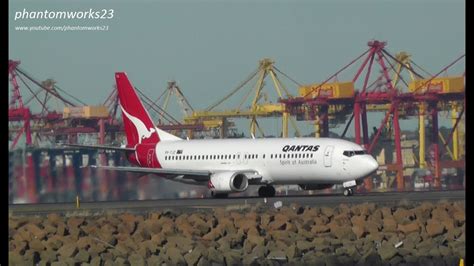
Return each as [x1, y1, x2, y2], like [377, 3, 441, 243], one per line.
[343, 151, 355, 157]
[343, 150, 366, 157]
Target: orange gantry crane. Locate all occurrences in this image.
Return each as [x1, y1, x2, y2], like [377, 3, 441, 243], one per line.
[184, 58, 302, 138]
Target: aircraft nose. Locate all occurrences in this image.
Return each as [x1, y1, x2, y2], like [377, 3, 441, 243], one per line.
[368, 157, 379, 173]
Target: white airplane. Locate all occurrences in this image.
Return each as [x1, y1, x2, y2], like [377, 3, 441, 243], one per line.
[69, 72, 379, 198]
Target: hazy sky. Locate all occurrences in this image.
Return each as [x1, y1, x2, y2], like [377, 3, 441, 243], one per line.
[9, 0, 465, 138]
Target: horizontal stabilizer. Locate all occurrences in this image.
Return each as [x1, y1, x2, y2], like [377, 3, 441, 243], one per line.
[62, 143, 135, 152]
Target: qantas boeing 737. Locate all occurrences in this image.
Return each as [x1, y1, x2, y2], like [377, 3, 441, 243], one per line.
[69, 72, 379, 197]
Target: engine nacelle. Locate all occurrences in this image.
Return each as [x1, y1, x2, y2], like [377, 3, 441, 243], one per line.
[209, 172, 249, 193]
[299, 184, 334, 190]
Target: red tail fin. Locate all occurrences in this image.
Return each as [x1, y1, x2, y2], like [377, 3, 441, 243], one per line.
[115, 72, 160, 146]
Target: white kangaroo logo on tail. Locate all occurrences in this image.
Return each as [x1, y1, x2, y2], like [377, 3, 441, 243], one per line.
[120, 106, 156, 144]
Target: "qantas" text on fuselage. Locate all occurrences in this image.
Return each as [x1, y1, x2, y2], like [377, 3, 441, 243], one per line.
[282, 145, 320, 152]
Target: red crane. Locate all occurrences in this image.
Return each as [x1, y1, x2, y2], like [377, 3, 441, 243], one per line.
[281, 40, 464, 192]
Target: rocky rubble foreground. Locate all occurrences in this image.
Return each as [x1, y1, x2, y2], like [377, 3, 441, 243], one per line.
[9, 201, 465, 265]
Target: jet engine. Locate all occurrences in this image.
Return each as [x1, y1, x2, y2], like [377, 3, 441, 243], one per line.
[299, 184, 334, 190]
[209, 172, 249, 193]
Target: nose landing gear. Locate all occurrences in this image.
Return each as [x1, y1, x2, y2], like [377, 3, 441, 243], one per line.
[342, 180, 357, 197]
[343, 188, 354, 196]
[258, 185, 276, 197]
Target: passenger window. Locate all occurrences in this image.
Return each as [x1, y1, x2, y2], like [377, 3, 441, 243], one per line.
[263, 154, 265, 159]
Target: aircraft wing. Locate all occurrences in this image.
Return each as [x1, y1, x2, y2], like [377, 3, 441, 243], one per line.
[90, 165, 262, 183]
[62, 144, 135, 152]
[91, 165, 210, 181]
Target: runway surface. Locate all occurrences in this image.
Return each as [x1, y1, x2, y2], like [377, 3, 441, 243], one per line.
[9, 190, 464, 216]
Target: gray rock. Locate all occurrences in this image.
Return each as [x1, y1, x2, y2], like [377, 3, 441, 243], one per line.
[266, 250, 287, 261]
[74, 249, 90, 263]
[166, 247, 186, 265]
[207, 247, 224, 264]
[57, 243, 77, 258]
[378, 243, 398, 260]
[90, 256, 102, 266]
[128, 254, 145, 266]
[184, 247, 203, 266]
[296, 240, 313, 251]
[223, 250, 241, 265]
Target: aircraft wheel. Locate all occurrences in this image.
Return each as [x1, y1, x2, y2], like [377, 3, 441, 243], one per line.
[258, 186, 276, 197]
[212, 192, 228, 199]
[267, 186, 276, 197]
[343, 189, 351, 197]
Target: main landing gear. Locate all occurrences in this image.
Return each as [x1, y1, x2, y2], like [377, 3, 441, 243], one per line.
[258, 185, 276, 197]
[211, 192, 228, 198]
[343, 188, 354, 196]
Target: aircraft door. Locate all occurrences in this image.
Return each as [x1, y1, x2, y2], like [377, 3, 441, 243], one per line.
[323, 145, 334, 167]
[243, 153, 249, 165]
[236, 152, 242, 165]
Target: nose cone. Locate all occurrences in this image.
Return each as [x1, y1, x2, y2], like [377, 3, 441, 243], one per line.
[367, 157, 379, 174]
